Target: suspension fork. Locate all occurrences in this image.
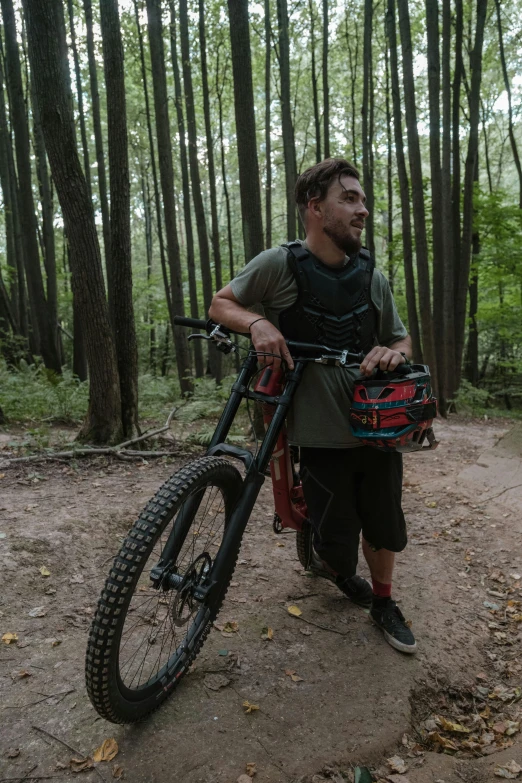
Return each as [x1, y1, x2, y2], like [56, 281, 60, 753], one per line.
[202, 361, 307, 602]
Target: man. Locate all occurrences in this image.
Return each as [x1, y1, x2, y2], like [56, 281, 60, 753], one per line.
[209, 158, 416, 654]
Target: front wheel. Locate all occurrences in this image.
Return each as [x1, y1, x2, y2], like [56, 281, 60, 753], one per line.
[296, 518, 313, 569]
[85, 456, 243, 724]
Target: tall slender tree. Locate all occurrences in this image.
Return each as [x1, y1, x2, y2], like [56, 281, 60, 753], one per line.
[441, 0, 455, 401]
[226, 0, 264, 260]
[309, 0, 321, 162]
[100, 0, 140, 437]
[361, 0, 375, 254]
[1, 0, 61, 371]
[24, 0, 123, 443]
[265, 0, 273, 244]
[277, 0, 298, 240]
[67, 0, 91, 200]
[145, 0, 192, 393]
[322, 0, 330, 158]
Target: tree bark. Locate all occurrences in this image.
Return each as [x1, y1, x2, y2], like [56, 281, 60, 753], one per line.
[425, 0, 445, 405]
[494, 0, 522, 208]
[67, 0, 91, 200]
[100, 0, 140, 437]
[345, 10, 359, 167]
[386, 0, 421, 361]
[397, 0, 436, 381]
[455, 0, 487, 386]
[309, 0, 321, 162]
[451, 0, 463, 302]
[322, 0, 329, 158]
[361, 0, 375, 255]
[1, 0, 61, 372]
[23, 0, 122, 443]
[0, 43, 19, 330]
[168, 0, 203, 378]
[227, 0, 264, 260]
[265, 0, 273, 242]
[145, 0, 192, 393]
[216, 48, 234, 284]
[441, 0, 455, 404]
[277, 0, 298, 240]
[84, 0, 111, 275]
[140, 163, 156, 373]
[385, 43, 393, 290]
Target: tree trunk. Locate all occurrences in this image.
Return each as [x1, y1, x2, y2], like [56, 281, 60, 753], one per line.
[451, 0, 463, 306]
[345, 11, 359, 167]
[385, 43, 393, 290]
[309, 0, 321, 162]
[1, 0, 61, 372]
[361, 0, 375, 255]
[24, 0, 122, 443]
[0, 43, 19, 330]
[168, 0, 203, 377]
[322, 0, 329, 158]
[100, 0, 140, 437]
[133, 0, 173, 332]
[67, 0, 91, 201]
[216, 49, 235, 285]
[455, 0, 487, 386]
[227, 0, 264, 260]
[179, 0, 220, 381]
[465, 160, 480, 386]
[265, 0, 273, 242]
[425, 0, 445, 406]
[441, 0, 455, 406]
[494, 0, 522, 208]
[30, 72, 58, 359]
[397, 0, 436, 381]
[277, 0, 297, 240]
[386, 0, 422, 361]
[140, 163, 156, 373]
[145, 0, 192, 393]
[84, 0, 111, 275]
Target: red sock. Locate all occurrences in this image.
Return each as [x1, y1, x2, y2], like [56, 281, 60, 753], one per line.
[372, 578, 392, 598]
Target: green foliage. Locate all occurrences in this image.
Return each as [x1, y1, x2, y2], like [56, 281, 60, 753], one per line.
[175, 375, 237, 423]
[451, 380, 492, 415]
[0, 360, 89, 422]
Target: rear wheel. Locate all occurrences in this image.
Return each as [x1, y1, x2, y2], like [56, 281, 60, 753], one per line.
[296, 518, 313, 569]
[85, 456, 243, 724]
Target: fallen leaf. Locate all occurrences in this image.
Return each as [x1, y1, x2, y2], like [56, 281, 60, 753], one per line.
[438, 716, 471, 734]
[50, 638, 62, 647]
[505, 721, 520, 736]
[16, 669, 32, 679]
[204, 673, 230, 691]
[387, 755, 408, 774]
[93, 738, 119, 763]
[70, 756, 94, 772]
[112, 764, 124, 779]
[2, 632, 18, 645]
[246, 761, 257, 777]
[425, 500, 437, 508]
[261, 626, 273, 641]
[284, 669, 304, 683]
[287, 605, 302, 617]
[6, 748, 20, 759]
[300, 627, 312, 636]
[39, 566, 51, 577]
[428, 732, 458, 751]
[494, 763, 520, 779]
[243, 700, 259, 714]
[222, 621, 239, 634]
[28, 606, 47, 618]
[69, 573, 85, 584]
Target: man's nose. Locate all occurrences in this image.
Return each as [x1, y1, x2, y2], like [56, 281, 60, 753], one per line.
[357, 202, 369, 218]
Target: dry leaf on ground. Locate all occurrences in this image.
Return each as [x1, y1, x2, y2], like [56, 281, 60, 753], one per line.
[284, 669, 304, 682]
[387, 755, 408, 774]
[112, 764, 124, 779]
[242, 701, 259, 714]
[39, 566, 51, 577]
[438, 716, 471, 733]
[494, 760, 522, 779]
[246, 761, 257, 777]
[287, 605, 302, 617]
[15, 669, 31, 679]
[6, 748, 20, 759]
[93, 738, 119, 763]
[261, 626, 273, 640]
[28, 606, 47, 618]
[2, 632, 18, 645]
[70, 756, 94, 772]
[222, 621, 239, 634]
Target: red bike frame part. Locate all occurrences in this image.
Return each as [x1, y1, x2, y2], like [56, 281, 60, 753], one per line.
[253, 367, 308, 532]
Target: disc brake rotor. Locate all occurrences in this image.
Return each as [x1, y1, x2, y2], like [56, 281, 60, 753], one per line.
[171, 552, 212, 627]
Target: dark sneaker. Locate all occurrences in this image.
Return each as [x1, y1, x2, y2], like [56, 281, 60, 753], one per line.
[335, 574, 373, 608]
[309, 550, 372, 608]
[370, 599, 417, 654]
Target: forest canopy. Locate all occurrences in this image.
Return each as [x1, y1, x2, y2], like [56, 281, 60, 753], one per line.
[0, 0, 521, 442]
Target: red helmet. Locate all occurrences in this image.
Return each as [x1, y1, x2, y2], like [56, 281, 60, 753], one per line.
[349, 364, 438, 452]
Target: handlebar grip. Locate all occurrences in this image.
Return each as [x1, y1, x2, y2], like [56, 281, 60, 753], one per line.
[173, 316, 209, 330]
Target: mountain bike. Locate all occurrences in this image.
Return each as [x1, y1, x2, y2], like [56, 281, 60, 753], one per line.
[85, 317, 364, 724]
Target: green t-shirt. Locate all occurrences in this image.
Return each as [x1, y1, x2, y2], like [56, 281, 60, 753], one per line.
[230, 244, 408, 448]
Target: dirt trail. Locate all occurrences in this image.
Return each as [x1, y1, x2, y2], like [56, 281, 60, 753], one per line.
[0, 416, 521, 783]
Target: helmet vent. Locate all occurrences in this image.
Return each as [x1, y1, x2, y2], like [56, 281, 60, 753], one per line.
[377, 388, 393, 399]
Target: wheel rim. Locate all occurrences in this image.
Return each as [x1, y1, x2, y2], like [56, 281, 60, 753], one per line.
[115, 482, 226, 696]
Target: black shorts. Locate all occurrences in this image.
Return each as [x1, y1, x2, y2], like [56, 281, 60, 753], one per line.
[300, 446, 407, 579]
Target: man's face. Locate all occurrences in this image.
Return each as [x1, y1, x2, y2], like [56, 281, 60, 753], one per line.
[319, 175, 369, 255]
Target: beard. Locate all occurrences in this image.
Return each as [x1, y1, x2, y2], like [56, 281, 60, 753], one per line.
[323, 211, 362, 256]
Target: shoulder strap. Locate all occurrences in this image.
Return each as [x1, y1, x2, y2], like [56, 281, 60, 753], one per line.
[280, 241, 311, 301]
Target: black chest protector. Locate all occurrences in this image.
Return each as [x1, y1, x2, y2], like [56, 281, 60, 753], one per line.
[278, 241, 377, 353]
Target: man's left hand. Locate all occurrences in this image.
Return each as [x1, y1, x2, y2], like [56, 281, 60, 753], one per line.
[360, 346, 406, 376]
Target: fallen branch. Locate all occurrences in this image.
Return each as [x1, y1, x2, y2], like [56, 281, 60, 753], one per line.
[1, 404, 184, 466]
[7, 688, 75, 709]
[31, 726, 106, 783]
[284, 609, 348, 636]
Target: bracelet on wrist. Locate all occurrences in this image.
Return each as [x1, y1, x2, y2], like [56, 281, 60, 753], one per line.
[248, 317, 267, 332]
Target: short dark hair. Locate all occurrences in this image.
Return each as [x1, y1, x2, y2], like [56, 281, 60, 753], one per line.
[295, 158, 361, 223]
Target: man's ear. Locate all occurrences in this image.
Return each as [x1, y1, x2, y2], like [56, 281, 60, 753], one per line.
[308, 198, 322, 220]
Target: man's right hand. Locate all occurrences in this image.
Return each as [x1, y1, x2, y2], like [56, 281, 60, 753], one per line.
[249, 319, 294, 370]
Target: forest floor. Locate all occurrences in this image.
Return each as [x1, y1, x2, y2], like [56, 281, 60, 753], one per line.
[0, 415, 521, 783]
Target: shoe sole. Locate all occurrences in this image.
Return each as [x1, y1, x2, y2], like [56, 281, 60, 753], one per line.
[308, 566, 372, 609]
[370, 615, 417, 654]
